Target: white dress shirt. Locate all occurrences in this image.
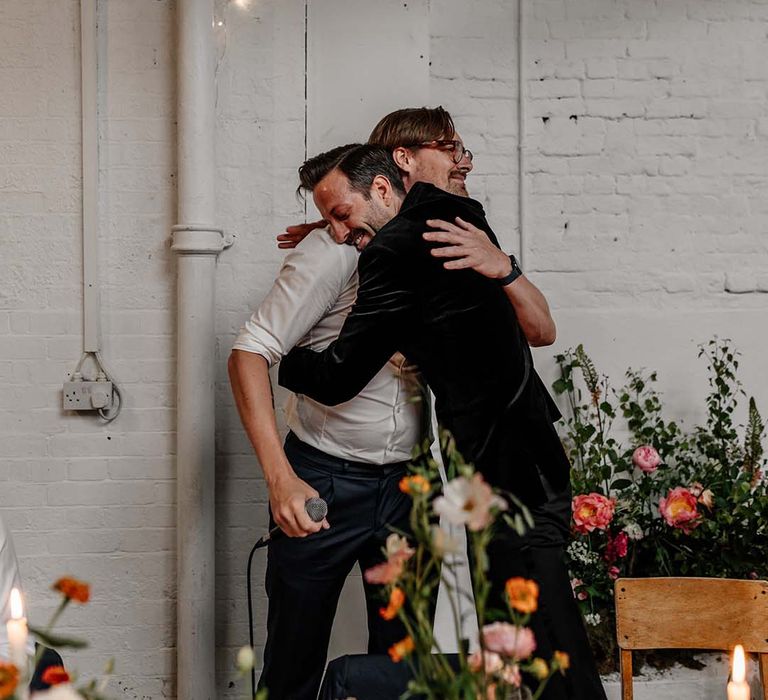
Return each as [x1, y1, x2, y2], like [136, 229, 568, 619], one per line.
[233, 228, 424, 464]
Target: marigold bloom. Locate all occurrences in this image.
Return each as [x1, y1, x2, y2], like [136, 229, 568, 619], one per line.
[529, 657, 549, 680]
[0, 662, 19, 699]
[554, 650, 570, 674]
[398, 475, 430, 496]
[41, 666, 71, 686]
[388, 635, 414, 663]
[505, 577, 539, 614]
[659, 487, 701, 534]
[571, 493, 615, 534]
[53, 576, 90, 603]
[379, 587, 405, 621]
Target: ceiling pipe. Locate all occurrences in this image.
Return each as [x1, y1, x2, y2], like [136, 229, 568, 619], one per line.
[172, 0, 228, 697]
[517, 0, 527, 270]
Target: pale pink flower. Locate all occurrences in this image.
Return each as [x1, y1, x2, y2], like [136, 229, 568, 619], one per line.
[689, 481, 704, 497]
[431, 525, 460, 557]
[659, 487, 701, 534]
[364, 534, 415, 584]
[482, 623, 537, 660]
[698, 488, 714, 509]
[502, 663, 522, 687]
[633, 445, 661, 473]
[385, 533, 415, 561]
[434, 473, 507, 532]
[468, 649, 504, 674]
[571, 493, 615, 534]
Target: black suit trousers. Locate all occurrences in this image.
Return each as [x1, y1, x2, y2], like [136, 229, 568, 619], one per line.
[257, 434, 413, 700]
[471, 480, 607, 700]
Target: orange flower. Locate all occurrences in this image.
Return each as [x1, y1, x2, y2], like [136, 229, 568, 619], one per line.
[388, 635, 415, 663]
[572, 493, 615, 534]
[53, 576, 91, 603]
[398, 475, 430, 496]
[41, 665, 71, 686]
[379, 587, 405, 621]
[529, 657, 549, 680]
[0, 661, 19, 699]
[659, 487, 701, 534]
[505, 577, 539, 614]
[554, 650, 570, 674]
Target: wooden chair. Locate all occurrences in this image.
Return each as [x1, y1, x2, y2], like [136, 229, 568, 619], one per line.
[614, 577, 768, 700]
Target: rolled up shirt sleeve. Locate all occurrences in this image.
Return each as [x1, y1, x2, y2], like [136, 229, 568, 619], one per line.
[232, 230, 356, 365]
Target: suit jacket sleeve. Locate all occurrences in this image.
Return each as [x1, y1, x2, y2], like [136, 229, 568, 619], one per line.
[278, 242, 410, 406]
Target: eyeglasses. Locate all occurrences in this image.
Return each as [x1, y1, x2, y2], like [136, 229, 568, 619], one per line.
[405, 139, 473, 164]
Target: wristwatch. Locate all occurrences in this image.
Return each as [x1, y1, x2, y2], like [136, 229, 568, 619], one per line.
[497, 254, 523, 287]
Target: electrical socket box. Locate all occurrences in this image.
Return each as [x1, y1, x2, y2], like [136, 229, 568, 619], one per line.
[62, 381, 113, 411]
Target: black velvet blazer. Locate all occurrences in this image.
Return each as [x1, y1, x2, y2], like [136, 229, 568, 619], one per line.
[279, 182, 570, 506]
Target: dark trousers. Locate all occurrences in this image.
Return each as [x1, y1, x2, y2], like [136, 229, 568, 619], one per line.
[258, 433, 413, 700]
[474, 480, 607, 700]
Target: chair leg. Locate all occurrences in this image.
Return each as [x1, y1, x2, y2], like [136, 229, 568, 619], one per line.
[759, 653, 767, 700]
[620, 649, 633, 700]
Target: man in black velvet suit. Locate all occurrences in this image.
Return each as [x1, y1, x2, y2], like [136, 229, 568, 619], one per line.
[278, 143, 606, 699]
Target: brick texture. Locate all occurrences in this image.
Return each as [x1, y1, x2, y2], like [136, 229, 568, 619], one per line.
[1, 1, 766, 698]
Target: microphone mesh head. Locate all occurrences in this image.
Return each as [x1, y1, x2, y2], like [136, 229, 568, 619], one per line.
[305, 497, 328, 523]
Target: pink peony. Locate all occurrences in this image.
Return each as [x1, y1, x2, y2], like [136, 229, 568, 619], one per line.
[633, 445, 661, 473]
[482, 623, 537, 660]
[659, 487, 701, 534]
[604, 531, 629, 563]
[572, 493, 615, 534]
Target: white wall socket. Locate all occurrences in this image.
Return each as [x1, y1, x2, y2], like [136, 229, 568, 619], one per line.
[62, 381, 113, 411]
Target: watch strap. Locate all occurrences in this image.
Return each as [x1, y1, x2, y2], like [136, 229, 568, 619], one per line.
[497, 254, 522, 287]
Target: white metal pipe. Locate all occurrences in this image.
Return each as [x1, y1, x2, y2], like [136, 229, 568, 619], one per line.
[80, 0, 100, 352]
[173, 1, 225, 698]
[517, 0, 527, 270]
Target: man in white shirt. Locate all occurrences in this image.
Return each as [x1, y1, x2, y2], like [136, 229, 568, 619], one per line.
[228, 109, 556, 700]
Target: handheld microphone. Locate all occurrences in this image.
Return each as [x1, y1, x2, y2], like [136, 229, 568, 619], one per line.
[252, 496, 328, 549]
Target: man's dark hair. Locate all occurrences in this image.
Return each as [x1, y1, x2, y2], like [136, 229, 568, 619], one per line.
[368, 106, 455, 150]
[297, 143, 360, 194]
[298, 144, 406, 198]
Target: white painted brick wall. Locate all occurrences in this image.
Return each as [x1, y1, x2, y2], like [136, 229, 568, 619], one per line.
[1, 1, 766, 698]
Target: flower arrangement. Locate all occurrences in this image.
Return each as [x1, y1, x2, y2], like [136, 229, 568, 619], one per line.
[1, 577, 114, 700]
[553, 339, 768, 671]
[360, 432, 569, 700]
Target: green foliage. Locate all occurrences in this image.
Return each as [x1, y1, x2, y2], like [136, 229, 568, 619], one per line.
[555, 338, 768, 671]
[376, 432, 561, 700]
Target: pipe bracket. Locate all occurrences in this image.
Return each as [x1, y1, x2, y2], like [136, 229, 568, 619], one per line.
[171, 225, 228, 255]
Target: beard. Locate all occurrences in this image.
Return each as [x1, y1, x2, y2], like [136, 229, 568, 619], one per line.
[445, 171, 469, 197]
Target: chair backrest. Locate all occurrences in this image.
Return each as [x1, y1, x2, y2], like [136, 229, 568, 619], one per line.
[614, 577, 768, 700]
